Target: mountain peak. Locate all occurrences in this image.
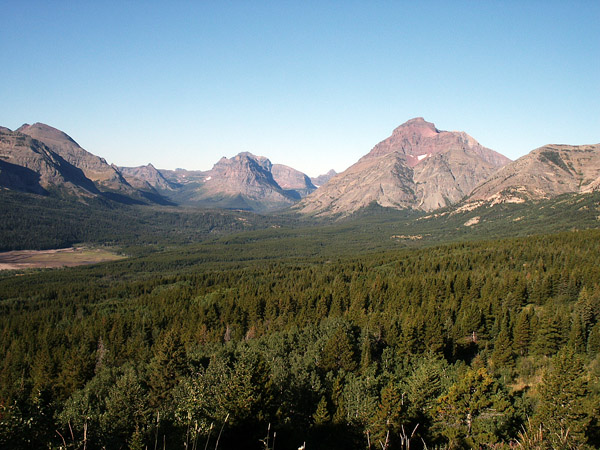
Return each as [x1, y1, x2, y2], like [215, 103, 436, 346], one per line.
[297, 119, 511, 216]
[393, 117, 439, 137]
[17, 122, 78, 146]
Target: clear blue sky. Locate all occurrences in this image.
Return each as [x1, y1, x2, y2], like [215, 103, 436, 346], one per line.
[1, 1, 598, 176]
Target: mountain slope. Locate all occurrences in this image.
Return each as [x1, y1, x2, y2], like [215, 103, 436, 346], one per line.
[271, 164, 316, 198]
[120, 163, 177, 192]
[17, 123, 136, 196]
[311, 169, 337, 187]
[0, 127, 97, 195]
[467, 144, 600, 205]
[295, 118, 510, 217]
[1, 123, 172, 204]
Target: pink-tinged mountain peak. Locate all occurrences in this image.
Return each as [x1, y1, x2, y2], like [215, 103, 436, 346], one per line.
[392, 117, 439, 138]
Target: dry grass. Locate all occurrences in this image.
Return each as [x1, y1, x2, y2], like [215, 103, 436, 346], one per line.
[0, 247, 124, 270]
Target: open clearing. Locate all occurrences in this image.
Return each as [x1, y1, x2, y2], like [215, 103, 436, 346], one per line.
[0, 247, 125, 270]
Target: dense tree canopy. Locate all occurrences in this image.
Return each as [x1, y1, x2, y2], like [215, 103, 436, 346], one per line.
[1, 228, 600, 449]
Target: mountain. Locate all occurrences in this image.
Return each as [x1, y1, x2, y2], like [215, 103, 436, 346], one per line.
[120, 163, 177, 192]
[157, 152, 299, 212]
[0, 127, 98, 195]
[271, 164, 316, 198]
[2, 122, 316, 212]
[2, 123, 169, 204]
[311, 170, 337, 187]
[295, 118, 511, 217]
[16, 123, 136, 195]
[466, 143, 600, 205]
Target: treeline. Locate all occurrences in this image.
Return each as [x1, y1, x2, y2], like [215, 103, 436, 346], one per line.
[1, 230, 600, 448]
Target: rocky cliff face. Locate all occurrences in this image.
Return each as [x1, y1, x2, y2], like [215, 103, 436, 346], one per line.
[466, 143, 600, 205]
[295, 118, 510, 217]
[271, 164, 316, 198]
[1, 124, 170, 204]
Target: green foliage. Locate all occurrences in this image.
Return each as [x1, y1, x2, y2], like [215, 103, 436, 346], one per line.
[535, 348, 592, 446]
[312, 396, 331, 425]
[319, 327, 358, 372]
[369, 381, 406, 448]
[2, 228, 600, 448]
[434, 367, 514, 448]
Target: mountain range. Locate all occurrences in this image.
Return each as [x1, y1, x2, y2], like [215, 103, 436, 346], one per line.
[1, 119, 598, 216]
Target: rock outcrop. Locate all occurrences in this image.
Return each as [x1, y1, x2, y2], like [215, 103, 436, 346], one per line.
[0, 127, 93, 195]
[120, 163, 177, 192]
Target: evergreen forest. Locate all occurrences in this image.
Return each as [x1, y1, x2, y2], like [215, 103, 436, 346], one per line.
[1, 194, 600, 449]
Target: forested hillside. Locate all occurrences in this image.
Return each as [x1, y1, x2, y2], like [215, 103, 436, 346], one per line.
[0, 191, 289, 252]
[3, 187, 600, 254]
[1, 229, 599, 449]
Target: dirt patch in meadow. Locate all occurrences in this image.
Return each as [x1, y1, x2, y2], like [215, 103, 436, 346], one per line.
[0, 247, 124, 271]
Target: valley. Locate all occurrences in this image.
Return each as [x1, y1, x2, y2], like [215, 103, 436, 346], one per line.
[1, 118, 599, 450]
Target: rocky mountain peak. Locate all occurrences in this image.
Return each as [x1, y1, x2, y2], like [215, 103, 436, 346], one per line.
[392, 117, 439, 137]
[16, 122, 138, 196]
[296, 119, 511, 217]
[213, 152, 273, 176]
[232, 152, 273, 172]
[17, 122, 79, 147]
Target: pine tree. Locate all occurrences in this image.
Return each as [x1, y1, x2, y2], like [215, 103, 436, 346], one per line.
[148, 329, 187, 408]
[406, 355, 444, 429]
[370, 381, 405, 448]
[567, 314, 586, 354]
[435, 367, 513, 448]
[535, 347, 591, 446]
[532, 314, 563, 357]
[319, 327, 357, 372]
[312, 395, 331, 426]
[359, 330, 373, 373]
[490, 321, 514, 370]
[331, 374, 347, 424]
[588, 322, 600, 356]
[512, 309, 532, 357]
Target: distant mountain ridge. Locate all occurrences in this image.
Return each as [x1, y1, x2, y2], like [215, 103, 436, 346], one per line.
[2, 120, 599, 217]
[311, 170, 337, 187]
[120, 163, 177, 193]
[1, 124, 169, 204]
[126, 152, 317, 212]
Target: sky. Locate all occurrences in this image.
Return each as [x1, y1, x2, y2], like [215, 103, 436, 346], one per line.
[1, 1, 598, 177]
